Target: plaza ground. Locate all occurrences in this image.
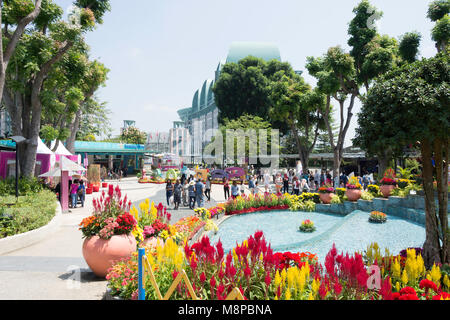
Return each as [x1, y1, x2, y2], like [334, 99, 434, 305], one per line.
[0, 177, 229, 300]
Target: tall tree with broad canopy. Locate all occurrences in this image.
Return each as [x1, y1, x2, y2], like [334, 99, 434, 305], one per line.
[306, 0, 422, 182]
[269, 71, 328, 173]
[0, 0, 43, 108]
[356, 54, 449, 267]
[2, 0, 110, 177]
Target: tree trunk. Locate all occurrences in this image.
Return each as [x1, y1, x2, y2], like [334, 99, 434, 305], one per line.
[421, 139, 443, 268]
[433, 138, 449, 264]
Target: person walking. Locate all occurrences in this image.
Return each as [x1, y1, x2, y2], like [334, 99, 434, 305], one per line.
[263, 170, 271, 193]
[293, 176, 300, 195]
[248, 175, 256, 195]
[320, 171, 326, 187]
[77, 180, 86, 208]
[70, 179, 79, 209]
[314, 170, 320, 190]
[223, 178, 230, 200]
[282, 172, 289, 194]
[195, 179, 205, 208]
[188, 181, 196, 209]
[165, 179, 174, 207]
[231, 181, 240, 199]
[205, 177, 211, 202]
[173, 179, 182, 210]
[182, 180, 189, 207]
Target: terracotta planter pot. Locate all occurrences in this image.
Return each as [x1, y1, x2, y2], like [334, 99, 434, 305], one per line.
[319, 192, 334, 204]
[346, 189, 362, 202]
[380, 185, 396, 198]
[142, 237, 165, 249]
[82, 234, 137, 278]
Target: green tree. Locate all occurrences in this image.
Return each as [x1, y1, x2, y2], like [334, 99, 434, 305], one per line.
[428, 0, 450, 53]
[0, 0, 43, 107]
[213, 56, 271, 124]
[356, 54, 449, 267]
[120, 126, 147, 145]
[2, 0, 110, 177]
[269, 72, 327, 172]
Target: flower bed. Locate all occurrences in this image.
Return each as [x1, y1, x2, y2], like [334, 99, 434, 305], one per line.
[368, 211, 387, 223]
[106, 230, 450, 300]
[224, 194, 291, 216]
[299, 219, 316, 233]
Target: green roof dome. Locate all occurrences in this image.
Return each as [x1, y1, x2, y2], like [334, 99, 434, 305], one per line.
[226, 42, 281, 64]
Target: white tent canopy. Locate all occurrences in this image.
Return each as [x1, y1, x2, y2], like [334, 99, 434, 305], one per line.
[36, 137, 54, 155]
[50, 140, 73, 156]
[60, 156, 86, 172]
[39, 156, 86, 178]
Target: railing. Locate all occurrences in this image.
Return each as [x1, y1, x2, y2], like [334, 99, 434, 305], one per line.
[138, 247, 245, 301]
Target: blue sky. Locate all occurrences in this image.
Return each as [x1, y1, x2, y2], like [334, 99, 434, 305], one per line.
[56, 0, 437, 146]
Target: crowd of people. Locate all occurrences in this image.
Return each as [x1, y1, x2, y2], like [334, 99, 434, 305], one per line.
[164, 174, 213, 211]
[164, 167, 375, 211]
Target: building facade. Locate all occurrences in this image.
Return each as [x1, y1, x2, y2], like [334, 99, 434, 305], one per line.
[175, 42, 282, 164]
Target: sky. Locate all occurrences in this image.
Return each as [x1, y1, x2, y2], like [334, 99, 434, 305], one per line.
[56, 0, 437, 147]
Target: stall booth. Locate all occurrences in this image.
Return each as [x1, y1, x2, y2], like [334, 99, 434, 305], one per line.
[0, 137, 55, 179]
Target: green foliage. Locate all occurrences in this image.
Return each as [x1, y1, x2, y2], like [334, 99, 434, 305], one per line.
[427, 0, 450, 22]
[360, 191, 374, 201]
[0, 177, 44, 196]
[1, 0, 35, 25]
[330, 194, 342, 204]
[120, 126, 147, 145]
[0, 190, 57, 238]
[431, 14, 450, 51]
[348, 0, 383, 70]
[399, 32, 422, 63]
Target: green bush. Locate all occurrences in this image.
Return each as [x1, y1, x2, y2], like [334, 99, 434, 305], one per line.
[0, 190, 57, 238]
[360, 191, 374, 201]
[0, 177, 44, 196]
[330, 194, 342, 204]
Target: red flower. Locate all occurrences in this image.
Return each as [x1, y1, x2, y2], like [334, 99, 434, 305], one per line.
[419, 279, 438, 293]
[199, 272, 206, 283]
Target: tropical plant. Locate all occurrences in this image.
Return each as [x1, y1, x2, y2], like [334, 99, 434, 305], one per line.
[299, 220, 316, 233]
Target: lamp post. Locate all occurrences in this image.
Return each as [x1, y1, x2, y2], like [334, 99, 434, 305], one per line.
[10, 136, 26, 201]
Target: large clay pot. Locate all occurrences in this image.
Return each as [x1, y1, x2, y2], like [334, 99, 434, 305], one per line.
[82, 234, 137, 278]
[380, 185, 396, 198]
[141, 237, 165, 249]
[319, 193, 334, 204]
[346, 189, 362, 202]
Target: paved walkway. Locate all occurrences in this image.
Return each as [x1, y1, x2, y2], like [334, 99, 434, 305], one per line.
[0, 177, 227, 300]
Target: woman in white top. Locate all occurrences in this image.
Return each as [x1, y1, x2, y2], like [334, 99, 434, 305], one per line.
[300, 178, 310, 193]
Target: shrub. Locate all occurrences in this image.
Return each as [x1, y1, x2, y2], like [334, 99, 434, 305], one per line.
[335, 188, 346, 199]
[0, 190, 57, 238]
[330, 194, 342, 204]
[0, 177, 44, 196]
[360, 191, 374, 201]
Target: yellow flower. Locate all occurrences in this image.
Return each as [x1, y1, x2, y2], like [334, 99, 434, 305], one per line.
[311, 278, 320, 293]
[430, 263, 441, 286]
[132, 225, 144, 242]
[274, 270, 282, 287]
[308, 292, 314, 300]
[392, 258, 401, 280]
[285, 289, 291, 300]
[401, 269, 408, 286]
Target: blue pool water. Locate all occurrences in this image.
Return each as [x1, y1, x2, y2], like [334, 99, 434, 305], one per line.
[209, 210, 426, 263]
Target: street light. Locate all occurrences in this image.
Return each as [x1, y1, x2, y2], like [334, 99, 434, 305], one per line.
[10, 136, 26, 200]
